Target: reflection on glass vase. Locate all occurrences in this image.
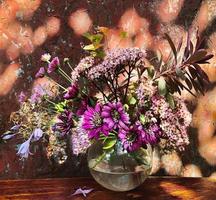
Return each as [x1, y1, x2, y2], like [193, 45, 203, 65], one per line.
[87, 141, 153, 192]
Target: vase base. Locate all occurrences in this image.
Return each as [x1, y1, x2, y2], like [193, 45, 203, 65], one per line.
[90, 167, 149, 192]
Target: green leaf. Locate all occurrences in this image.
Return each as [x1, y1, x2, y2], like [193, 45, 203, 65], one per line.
[158, 77, 167, 96]
[166, 93, 175, 109]
[95, 50, 106, 58]
[92, 34, 103, 44]
[83, 32, 93, 41]
[139, 114, 147, 125]
[123, 104, 129, 111]
[120, 31, 127, 38]
[83, 44, 100, 51]
[165, 33, 177, 63]
[103, 138, 117, 150]
[128, 96, 137, 105]
[185, 49, 207, 64]
[175, 68, 186, 80]
[147, 67, 155, 79]
[55, 101, 67, 112]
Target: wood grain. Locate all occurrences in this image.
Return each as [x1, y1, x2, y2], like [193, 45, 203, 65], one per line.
[0, 177, 216, 200]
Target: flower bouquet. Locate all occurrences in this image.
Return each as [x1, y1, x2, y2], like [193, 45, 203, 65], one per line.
[2, 28, 213, 191]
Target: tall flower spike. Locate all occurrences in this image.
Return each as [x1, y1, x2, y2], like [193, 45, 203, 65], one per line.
[71, 118, 91, 155]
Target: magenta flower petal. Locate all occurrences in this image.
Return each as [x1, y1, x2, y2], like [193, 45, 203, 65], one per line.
[18, 91, 27, 104]
[47, 57, 60, 73]
[35, 67, 45, 78]
[63, 84, 79, 99]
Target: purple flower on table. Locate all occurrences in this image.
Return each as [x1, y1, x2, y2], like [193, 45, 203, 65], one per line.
[63, 84, 79, 99]
[71, 188, 94, 197]
[47, 57, 60, 73]
[82, 103, 109, 139]
[53, 110, 74, 136]
[102, 102, 130, 130]
[118, 124, 143, 152]
[35, 67, 45, 78]
[18, 91, 27, 104]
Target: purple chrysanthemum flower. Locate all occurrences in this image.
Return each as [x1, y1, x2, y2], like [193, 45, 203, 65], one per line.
[35, 67, 45, 78]
[118, 124, 143, 152]
[63, 84, 79, 99]
[18, 91, 26, 104]
[82, 103, 109, 139]
[53, 110, 74, 136]
[136, 121, 161, 145]
[101, 102, 130, 130]
[48, 57, 60, 73]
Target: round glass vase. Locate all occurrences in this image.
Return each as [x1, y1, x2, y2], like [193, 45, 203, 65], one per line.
[87, 141, 153, 192]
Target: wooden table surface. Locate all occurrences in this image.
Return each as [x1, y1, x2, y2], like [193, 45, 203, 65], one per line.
[0, 177, 216, 200]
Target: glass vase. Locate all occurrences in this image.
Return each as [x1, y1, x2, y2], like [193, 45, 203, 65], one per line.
[87, 141, 153, 191]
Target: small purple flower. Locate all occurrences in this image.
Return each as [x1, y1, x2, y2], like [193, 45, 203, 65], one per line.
[17, 135, 33, 159]
[1, 133, 17, 140]
[118, 124, 143, 152]
[82, 103, 109, 139]
[102, 102, 130, 130]
[63, 84, 79, 99]
[35, 67, 45, 78]
[10, 125, 21, 132]
[48, 57, 60, 73]
[30, 86, 45, 103]
[18, 92, 26, 104]
[32, 128, 43, 142]
[53, 110, 74, 136]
